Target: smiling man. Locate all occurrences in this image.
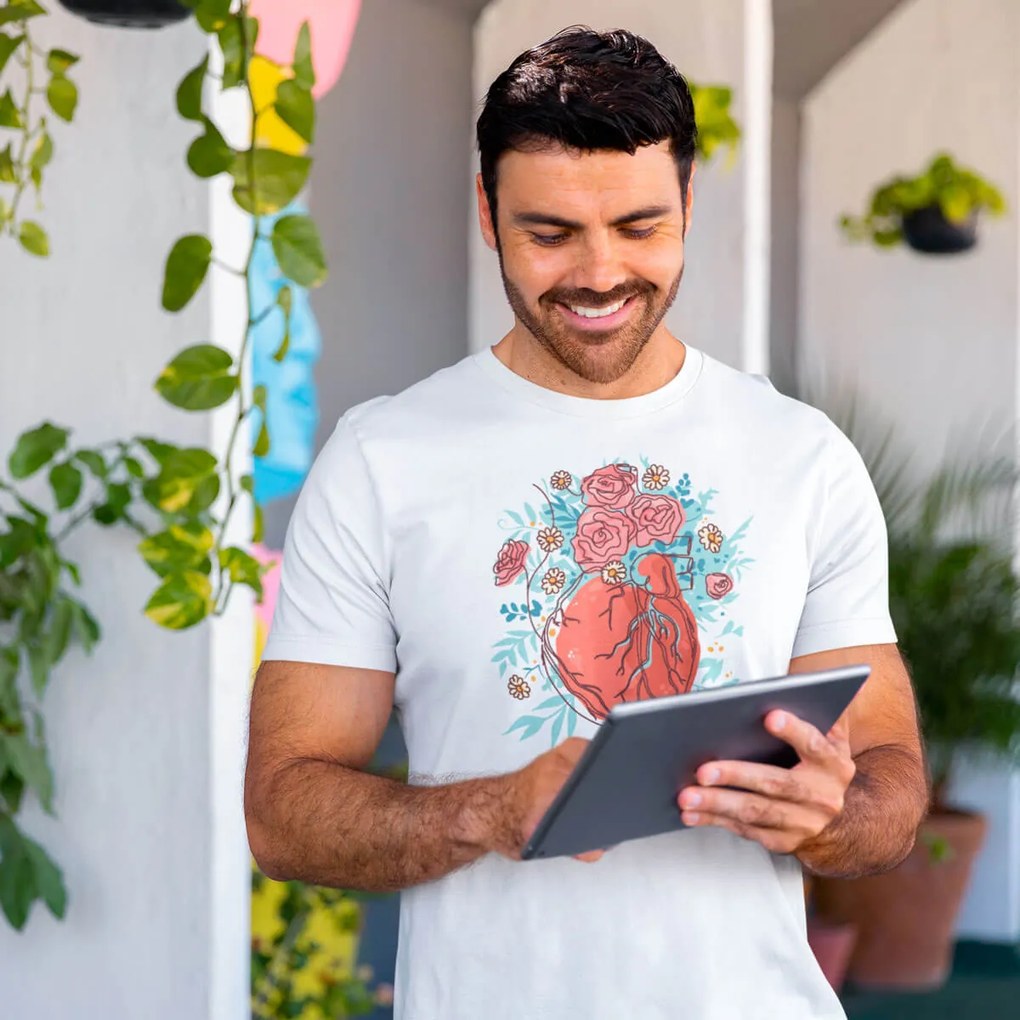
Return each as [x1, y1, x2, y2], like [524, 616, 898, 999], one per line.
[245, 26, 928, 1020]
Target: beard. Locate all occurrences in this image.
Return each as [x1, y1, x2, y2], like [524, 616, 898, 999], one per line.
[497, 254, 684, 386]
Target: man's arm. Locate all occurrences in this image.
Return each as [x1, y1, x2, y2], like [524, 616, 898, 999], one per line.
[677, 644, 929, 878]
[244, 659, 595, 893]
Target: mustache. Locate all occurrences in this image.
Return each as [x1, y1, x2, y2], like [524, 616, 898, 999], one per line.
[543, 282, 653, 308]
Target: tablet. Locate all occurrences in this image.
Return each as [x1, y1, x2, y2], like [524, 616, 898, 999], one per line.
[521, 664, 870, 861]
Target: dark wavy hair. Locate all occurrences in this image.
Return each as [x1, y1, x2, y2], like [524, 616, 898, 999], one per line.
[476, 26, 698, 231]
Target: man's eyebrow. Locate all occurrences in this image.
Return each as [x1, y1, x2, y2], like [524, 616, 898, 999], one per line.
[511, 205, 673, 230]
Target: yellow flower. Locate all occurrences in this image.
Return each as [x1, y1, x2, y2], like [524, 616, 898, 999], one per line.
[698, 523, 724, 554]
[508, 675, 530, 699]
[551, 470, 572, 490]
[601, 560, 628, 584]
[642, 464, 670, 490]
[537, 526, 564, 552]
[541, 568, 566, 595]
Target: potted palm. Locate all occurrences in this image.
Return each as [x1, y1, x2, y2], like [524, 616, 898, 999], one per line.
[840, 152, 1007, 254]
[811, 408, 1020, 989]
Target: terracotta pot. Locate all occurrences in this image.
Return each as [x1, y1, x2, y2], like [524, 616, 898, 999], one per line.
[806, 916, 858, 992]
[812, 809, 987, 990]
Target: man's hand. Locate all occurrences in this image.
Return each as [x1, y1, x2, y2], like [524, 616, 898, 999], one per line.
[676, 710, 856, 855]
[473, 737, 606, 863]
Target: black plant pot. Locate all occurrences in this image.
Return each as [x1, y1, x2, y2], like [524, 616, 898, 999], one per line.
[901, 204, 978, 255]
[56, 0, 189, 28]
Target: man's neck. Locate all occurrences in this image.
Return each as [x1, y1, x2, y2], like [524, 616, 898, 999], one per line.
[491, 327, 687, 401]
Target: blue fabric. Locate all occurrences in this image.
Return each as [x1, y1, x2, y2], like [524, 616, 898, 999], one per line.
[249, 201, 321, 504]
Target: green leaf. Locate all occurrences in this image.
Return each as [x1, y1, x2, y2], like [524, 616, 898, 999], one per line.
[273, 286, 292, 361]
[271, 214, 326, 288]
[69, 599, 100, 652]
[189, 0, 231, 32]
[45, 599, 74, 672]
[274, 79, 314, 145]
[137, 438, 177, 466]
[2, 731, 53, 813]
[23, 836, 66, 918]
[0, 816, 35, 930]
[162, 234, 213, 312]
[74, 449, 107, 478]
[0, 143, 15, 183]
[17, 220, 48, 257]
[216, 15, 256, 89]
[0, 0, 46, 25]
[187, 116, 233, 178]
[155, 344, 237, 411]
[0, 88, 22, 128]
[218, 545, 264, 599]
[46, 48, 78, 74]
[176, 55, 208, 122]
[0, 33, 23, 77]
[230, 149, 311, 215]
[138, 522, 214, 578]
[188, 472, 220, 513]
[292, 22, 314, 90]
[252, 501, 264, 544]
[252, 383, 267, 412]
[91, 481, 131, 526]
[144, 571, 213, 630]
[46, 74, 77, 122]
[29, 130, 52, 171]
[253, 420, 270, 457]
[9, 423, 67, 479]
[239, 473, 254, 494]
[142, 447, 218, 513]
[48, 461, 82, 509]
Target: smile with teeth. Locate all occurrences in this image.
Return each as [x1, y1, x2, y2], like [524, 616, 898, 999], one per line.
[565, 297, 630, 318]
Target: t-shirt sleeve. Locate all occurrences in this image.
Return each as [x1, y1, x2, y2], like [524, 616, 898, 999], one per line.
[791, 424, 898, 659]
[260, 414, 398, 672]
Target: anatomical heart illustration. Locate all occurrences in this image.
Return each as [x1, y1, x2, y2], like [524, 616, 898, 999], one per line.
[491, 460, 754, 746]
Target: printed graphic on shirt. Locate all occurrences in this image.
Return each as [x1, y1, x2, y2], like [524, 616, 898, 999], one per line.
[491, 460, 754, 746]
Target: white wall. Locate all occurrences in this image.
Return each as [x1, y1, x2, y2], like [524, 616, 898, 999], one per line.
[0, 9, 250, 1015]
[469, 0, 773, 374]
[800, 0, 1020, 940]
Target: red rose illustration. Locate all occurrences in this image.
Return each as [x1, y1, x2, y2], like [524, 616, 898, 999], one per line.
[493, 539, 529, 586]
[628, 493, 684, 546]
[572, 508, 637, 573]
[555, 552, 701, 719]
[580, 464, 638, 510]
[706, 572, 734, 599]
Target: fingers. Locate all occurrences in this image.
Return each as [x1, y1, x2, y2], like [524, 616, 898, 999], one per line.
[692, 759, 805, 802]
[679, 785, 800, 832]
[764, 710, 839, 766]
[572, 849, 605, 863]
[678, 810, 801, 855]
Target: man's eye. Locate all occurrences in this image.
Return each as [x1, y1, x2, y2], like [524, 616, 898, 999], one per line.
[622, 226, 657, 239]
[532, 233, 568, 246]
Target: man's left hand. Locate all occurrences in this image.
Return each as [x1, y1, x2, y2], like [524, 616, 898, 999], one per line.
[676, 710, 856, 855]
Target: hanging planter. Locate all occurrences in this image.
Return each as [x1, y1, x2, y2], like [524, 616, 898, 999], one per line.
[839, 152, 1006, 255]
[55, 0, 189, 28]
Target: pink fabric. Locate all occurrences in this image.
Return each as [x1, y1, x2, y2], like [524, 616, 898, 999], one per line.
[249, 0, 361, 99]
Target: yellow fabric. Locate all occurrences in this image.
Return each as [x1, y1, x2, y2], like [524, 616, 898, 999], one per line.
[248, 54, 309, 157]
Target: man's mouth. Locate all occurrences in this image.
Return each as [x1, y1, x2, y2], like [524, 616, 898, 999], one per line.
[555, 295, 638, 330]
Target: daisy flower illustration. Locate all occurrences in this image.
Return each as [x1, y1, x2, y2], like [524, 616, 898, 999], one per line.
[601, 560, 628, 584]
[642, 464, 670, 490]
[550, 470, 572, 490]
[698, 522, 724, 554]
[507, 675, 530, 700]
[537, 526, 564, 553]
[541, 568, 567, 595]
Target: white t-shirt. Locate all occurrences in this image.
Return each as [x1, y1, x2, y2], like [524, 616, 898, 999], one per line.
[262, 342, 896, 1020]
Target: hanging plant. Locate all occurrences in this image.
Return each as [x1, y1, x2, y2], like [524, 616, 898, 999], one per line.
[689, 81, 740, 165]
[55, 0, 188, 28]
[839, 152, 1007, 254]
[0, 0, 79, 255]
[0, 0, 328, 931]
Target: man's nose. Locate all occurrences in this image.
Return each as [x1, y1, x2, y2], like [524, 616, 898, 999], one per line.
[571, 232, 627, 296]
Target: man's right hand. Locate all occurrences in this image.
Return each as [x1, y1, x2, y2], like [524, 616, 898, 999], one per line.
[465, 737, 607, 863]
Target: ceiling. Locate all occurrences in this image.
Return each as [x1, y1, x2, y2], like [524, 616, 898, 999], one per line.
[417, 0, 906, 101]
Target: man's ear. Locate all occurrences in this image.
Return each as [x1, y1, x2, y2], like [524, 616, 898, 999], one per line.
[683, 161, 696, 240]
[476, 173, 498, 252]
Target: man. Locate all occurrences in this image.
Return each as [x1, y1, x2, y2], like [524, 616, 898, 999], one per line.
[245, 26, 928, 1019]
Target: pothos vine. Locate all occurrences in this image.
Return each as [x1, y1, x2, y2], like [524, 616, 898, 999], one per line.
[0, 0, 327, 932]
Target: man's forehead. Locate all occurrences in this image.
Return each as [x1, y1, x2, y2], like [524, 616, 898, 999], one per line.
[496, 141, 681, 212]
